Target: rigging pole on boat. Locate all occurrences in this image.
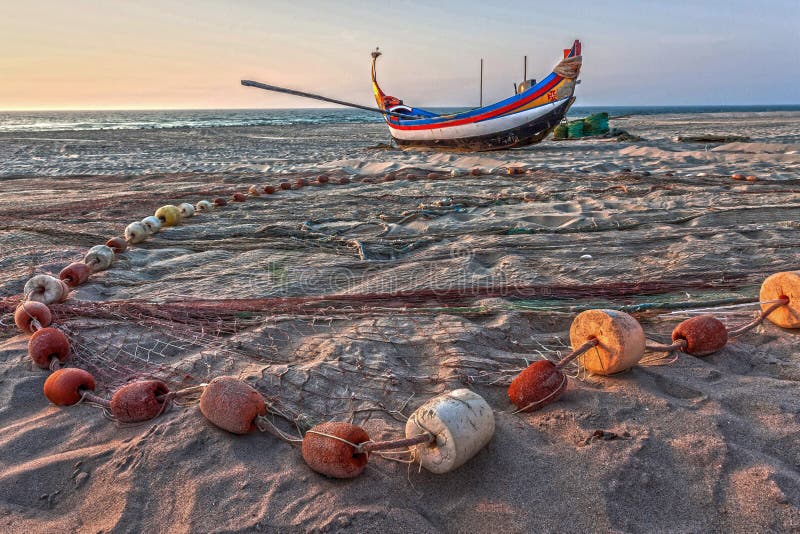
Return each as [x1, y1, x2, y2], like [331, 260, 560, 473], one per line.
[479, 59, 483, 107]
[240, 80, 419, 119]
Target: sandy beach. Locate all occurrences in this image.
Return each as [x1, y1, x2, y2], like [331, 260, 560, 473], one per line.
[1, 111, 800, 532]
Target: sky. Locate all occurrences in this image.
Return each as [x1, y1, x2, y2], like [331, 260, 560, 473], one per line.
[1, 0, 798, 110]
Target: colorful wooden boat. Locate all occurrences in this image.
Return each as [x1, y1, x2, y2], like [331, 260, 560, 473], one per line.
[371, 40, 582, 151]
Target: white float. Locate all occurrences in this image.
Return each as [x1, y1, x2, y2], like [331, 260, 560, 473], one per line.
[141, 216, 162, 235]
[23, 274, 67, 305]
[195, 200, 214, 212]
[84, 245, 114, 272]
[178, 203, 195, 219]
[124, 222, 148, 244]
[405, 388, 495, 474]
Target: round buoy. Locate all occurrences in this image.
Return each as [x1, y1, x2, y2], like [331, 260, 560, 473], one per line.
[178, 202, 195, 218]
[427, 172, 440, 180]
[124, 222, 148, 244]
[731, 173, 745, 180]
[28, 327, 70, 368]
[263, 185, 276, 194]
[382, 174, 395, 182]
[507, 167, 525, 175]
[248, 185, 261, 196]
[317, 174, 329, 184]
[759, 271, 800, 328]
[302, 421, 370, 478]
[110, 380, 170, 423]
[745, 175, 757, 182]
[405, 173, 417, 181]
[279, 182, 291, 190]
[105, 237, 127, 254]
[24, 274, 64, 305]
[671, 315, 728, 356]
[84, 245, 114, 272]
[295, 178, 307, 188]
[14, 301, 52, 334]
[450, 169, 462, 177]
[213, 197, 228, 207]
[405, 389, 494, 474]
[508, 360, 568, 412]
[337, 176, 350, 185]
[154, 205, 181, 227]
[195, 199, 214, 212]
[141, 216, 161, 235]
[470, 168, 482, 176]
[569, 309, 646, 375]
[198, 376, 266, 434]
[59, 262, 91, 287]
[232, 192, 247, 202]
[44, 368, 96, 406]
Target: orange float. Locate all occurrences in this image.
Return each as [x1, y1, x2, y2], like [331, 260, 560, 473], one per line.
[263, 185, 276, 194]
[569, 309, 646, 375]
[301, 421, 370, 478]
[671, 315, 727, 356]
[105, 237, 127, 253]
[110, 380, 170, 423]
[44, 368, 97, 406]
[59, 262, 91, 287]
[759, 271, 800, 329]
[28, 327, 70, 368]
[213, 197, 228, 206]
[232, 192, 247, 202]
[14, 301, 52, 333]
[198, 376, 266, 434]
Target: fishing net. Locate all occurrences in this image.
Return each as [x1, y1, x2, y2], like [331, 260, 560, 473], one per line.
[2, 169, 796, 425]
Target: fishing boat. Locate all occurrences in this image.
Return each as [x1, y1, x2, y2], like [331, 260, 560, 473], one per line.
[371, 40, 582, 151]
[241, 39, 581, 152]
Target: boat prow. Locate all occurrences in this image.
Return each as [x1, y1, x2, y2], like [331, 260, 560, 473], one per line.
[372, 40, 582, 151]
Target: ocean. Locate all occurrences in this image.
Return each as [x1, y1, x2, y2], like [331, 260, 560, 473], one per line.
[1, 106, 799, 133]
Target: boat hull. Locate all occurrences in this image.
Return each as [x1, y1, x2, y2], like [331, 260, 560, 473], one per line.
[391, 98, 573, 151]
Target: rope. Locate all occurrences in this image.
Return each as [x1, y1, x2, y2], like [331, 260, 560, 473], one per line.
[555, 338, 599, 369]
[728, 298, 789, 337]
[645, 339, 687, 353]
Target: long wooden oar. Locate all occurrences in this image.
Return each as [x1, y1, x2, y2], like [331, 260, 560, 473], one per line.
[241, 80, 420, 119]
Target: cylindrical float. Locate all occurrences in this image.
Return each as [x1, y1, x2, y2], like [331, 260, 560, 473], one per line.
[14, 301, 52, 333]
[59, 262, 92, 287]
[404, 389, 494, 474]
[198, 376, 266, 434]
[759, 271, 800, 329]
[671, 315, 728, 356]
[155, 205, 181, 226]
[105, 237, 127, 254]
[24, 274, 65, 305]
[569, 309, 646, 375]
[110, 380, 170, 423]
[125, 221, 148, 244]
[28, 327, 70, 368]
[301, 421, 370, 479]
[44, 368, 97, 406]
[141, 216, 162, 235]
[178, 202, 195, 218]
[84, 245, 114, 272]
[195, 200, 214, 212]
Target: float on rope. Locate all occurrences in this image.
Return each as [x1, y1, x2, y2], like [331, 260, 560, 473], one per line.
[198, 376, 267, 435]
[213, 197, 228, 207]
[178, 202, 195, 219]
[44, 368, 97, 406]
[248, 185, 261, 197]
[105, 237, 128, 254]
[84, 245, 115, 273]
[59, 262, 92, 287]
[24, 274, 69, 305]
[279, 182, 291, 191]
[14, 301, 52, 334]
[195, 199, 214, 212]
[569, 309, 646, 375]
[28, 327, 70, 369]
[141, 216, 162, 235]
[759, 271, 799, 329]
[110, 380, 170, 423]
[124, 222, 148, 244]
[155, 205, 182, 226]
[232, 192, 247, 202]
[263, 185, 276, 194]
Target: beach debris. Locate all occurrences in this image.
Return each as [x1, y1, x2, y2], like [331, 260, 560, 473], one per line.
[213, 197, 228, 206]
[24, 274, 68, 304]
[232, 192, 247, 202]
[154, 205, 181, 226]
[199, 376, 266, 435]
[84, 245, 115, 272]
[59, 262, 92, 286]
[580, 254, 593, 260]
[178, 202, 195, 218]
[405, 389, 494, 474]
[141, 215, 162, 234]
[44, 368, 96, 406]
[105, 237, 128, 254]
[195, 199, 214, 212]
[570, 309, 646, 375]
[110, 380, 170, 423]
[28, 327, 70, 369]
[758, 271, 799, 329]
[14, 301, 52, 333]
